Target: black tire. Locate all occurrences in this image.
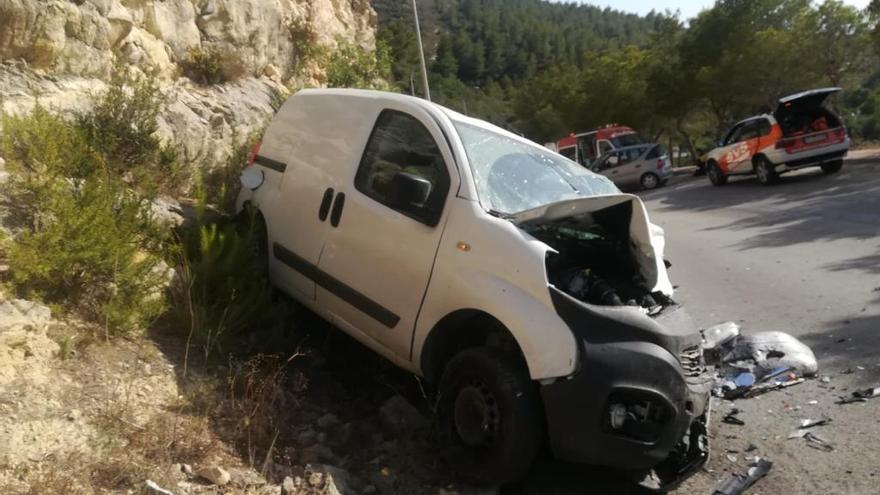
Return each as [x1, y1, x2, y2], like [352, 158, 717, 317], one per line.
[640, 172, 661, 190]
[821, 159, 843, 174]
[707, 161, 727, 186]
[437, 347, 543, 486]
[754, 156, 778, 185]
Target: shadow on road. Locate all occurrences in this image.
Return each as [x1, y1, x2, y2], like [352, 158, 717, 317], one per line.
[797, 292, 880, 389]
[643, 165, 880, 252]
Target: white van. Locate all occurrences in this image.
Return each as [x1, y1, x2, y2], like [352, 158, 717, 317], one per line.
[237, 89, 711, 488]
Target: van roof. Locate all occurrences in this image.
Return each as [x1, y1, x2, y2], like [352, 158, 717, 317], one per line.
[297, 88, 538, 149]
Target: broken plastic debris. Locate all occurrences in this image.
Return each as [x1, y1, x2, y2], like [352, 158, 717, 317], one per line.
[703, 321, 741, 351]
[723, 408, 745, 426]
[722, 331, 818, 377]
[804, 431, 834, 452]
[837, 386, 880, 404]
[800, 418, 831, 429]
[712, 458, 773, 495]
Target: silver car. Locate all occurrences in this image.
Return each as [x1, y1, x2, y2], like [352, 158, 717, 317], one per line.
[590, 144, 673, 190]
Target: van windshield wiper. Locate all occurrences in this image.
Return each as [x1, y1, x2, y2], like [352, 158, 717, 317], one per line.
[487, 208, 515, 220]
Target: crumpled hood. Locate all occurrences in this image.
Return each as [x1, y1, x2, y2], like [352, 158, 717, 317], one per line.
[512, 194, 674, 296]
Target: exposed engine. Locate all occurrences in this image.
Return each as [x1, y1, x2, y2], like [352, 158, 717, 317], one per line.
[525, 201, 673, 315]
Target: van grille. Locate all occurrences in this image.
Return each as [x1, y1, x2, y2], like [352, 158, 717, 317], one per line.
[678, 345, 706, 378]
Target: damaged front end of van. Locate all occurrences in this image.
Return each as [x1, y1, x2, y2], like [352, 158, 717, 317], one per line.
[515, 195, 712, 491]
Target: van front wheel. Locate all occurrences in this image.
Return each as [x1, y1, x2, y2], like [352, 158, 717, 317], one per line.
[438, 347, 542, 486]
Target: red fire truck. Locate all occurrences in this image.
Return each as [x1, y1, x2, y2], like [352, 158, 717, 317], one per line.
[546, 125, 645, 166]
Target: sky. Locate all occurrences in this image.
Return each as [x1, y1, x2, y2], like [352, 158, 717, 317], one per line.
[574, 0, 871, 20]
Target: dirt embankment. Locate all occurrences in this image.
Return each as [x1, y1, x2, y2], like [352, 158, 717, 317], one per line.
[0, 293, 502, 495]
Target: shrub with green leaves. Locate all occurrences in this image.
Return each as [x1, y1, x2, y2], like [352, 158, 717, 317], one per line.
[324, 39, 394, 89]
[79, 66, 165, 172]
[173, 211, 293, 362]
[1, 107, 168, 335]
[184, 47, 226, 86]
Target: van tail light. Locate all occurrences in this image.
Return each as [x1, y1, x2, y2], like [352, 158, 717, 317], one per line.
[657, 158, 666, 169]
[246, 140, 262, 168]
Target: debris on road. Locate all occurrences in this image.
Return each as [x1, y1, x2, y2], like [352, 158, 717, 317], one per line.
[837, 386, 880, 404]
[722, 408, 745, 425]
[702, 324, 818, 399]
[789, 418, 832, 439]
[799, 418, 831, 429]
[804, 432, 834, 452]
[712, 458, 773, 495]
[702, 321, 741, 361]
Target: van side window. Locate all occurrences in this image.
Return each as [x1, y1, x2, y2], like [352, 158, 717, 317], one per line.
[355, 110, 450, 226]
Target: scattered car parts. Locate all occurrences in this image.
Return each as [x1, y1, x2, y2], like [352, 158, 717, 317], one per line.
[837, 386, 880, 404]
[712, 458, 773, 495]
[702, 325, 817, 399]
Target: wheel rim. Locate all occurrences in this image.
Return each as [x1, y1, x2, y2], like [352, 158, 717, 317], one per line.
[756, 162, 768, 182]
[453, 381, 500, 447]
[642, 174, 658, 189]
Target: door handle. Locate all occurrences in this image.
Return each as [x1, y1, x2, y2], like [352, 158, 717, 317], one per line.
[318, 188, 334, 221]
[635, 164, 642, 168]
[330, 193, 345, 227]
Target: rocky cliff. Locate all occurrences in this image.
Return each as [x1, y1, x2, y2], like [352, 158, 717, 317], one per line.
[0, 0, 377, 169]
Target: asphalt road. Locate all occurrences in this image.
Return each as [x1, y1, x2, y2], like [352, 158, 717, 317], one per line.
[646, 161, 880, 494]
[513, 161, 880, 494]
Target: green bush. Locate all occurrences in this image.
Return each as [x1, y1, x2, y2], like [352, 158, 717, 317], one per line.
[79, 66, 165, 173]
[2, 107, 169, 335]
[184, 47, 226, 86]
[173, 210, 294, 362]
[324, 38, 393, 89]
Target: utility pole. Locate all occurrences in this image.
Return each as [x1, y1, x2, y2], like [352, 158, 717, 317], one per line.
[412, 0, 431, 101]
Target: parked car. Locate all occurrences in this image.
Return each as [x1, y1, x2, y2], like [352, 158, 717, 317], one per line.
[705, 88, 850, 186]
[545, 124, 645, 166]
[590, 144, 673, 190]
[237, 89, 711, 488]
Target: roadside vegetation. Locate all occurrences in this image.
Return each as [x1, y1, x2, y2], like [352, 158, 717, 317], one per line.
[0, 31, 397, 491]
[376, 0, 880, 156]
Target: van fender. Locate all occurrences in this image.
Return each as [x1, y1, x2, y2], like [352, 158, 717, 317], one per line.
[413, 270, 578, 381]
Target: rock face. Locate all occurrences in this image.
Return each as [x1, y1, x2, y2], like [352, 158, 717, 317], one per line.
[0, 0, 376, 80]
[0, 0, 377, 172]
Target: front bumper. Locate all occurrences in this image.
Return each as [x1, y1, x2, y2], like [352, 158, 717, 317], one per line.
[542, 287, 712, 484]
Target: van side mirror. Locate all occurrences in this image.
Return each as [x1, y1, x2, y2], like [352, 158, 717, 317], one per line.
[390, 172, 432, 211]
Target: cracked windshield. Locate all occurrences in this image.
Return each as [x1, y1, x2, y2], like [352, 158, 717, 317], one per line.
[0, 0, 878, 494]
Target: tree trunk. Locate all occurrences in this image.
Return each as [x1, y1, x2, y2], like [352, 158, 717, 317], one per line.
[675, 119, 699, 166]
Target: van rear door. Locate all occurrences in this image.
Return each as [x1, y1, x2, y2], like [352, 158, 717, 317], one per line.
[775, 87, 842, 115]
[315, 103, 457, 361]
[265, 93, 369, 301]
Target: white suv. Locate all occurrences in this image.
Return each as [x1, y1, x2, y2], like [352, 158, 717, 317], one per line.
[237, 89, 711, 488]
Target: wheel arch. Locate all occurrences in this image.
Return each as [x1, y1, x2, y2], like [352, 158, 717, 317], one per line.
[420, 309, 527, 384]
[752, 153, 770, 167]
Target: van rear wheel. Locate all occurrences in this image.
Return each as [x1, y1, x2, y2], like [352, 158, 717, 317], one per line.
[437, 347, 542, 485]
[821, 159, 843, 174]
